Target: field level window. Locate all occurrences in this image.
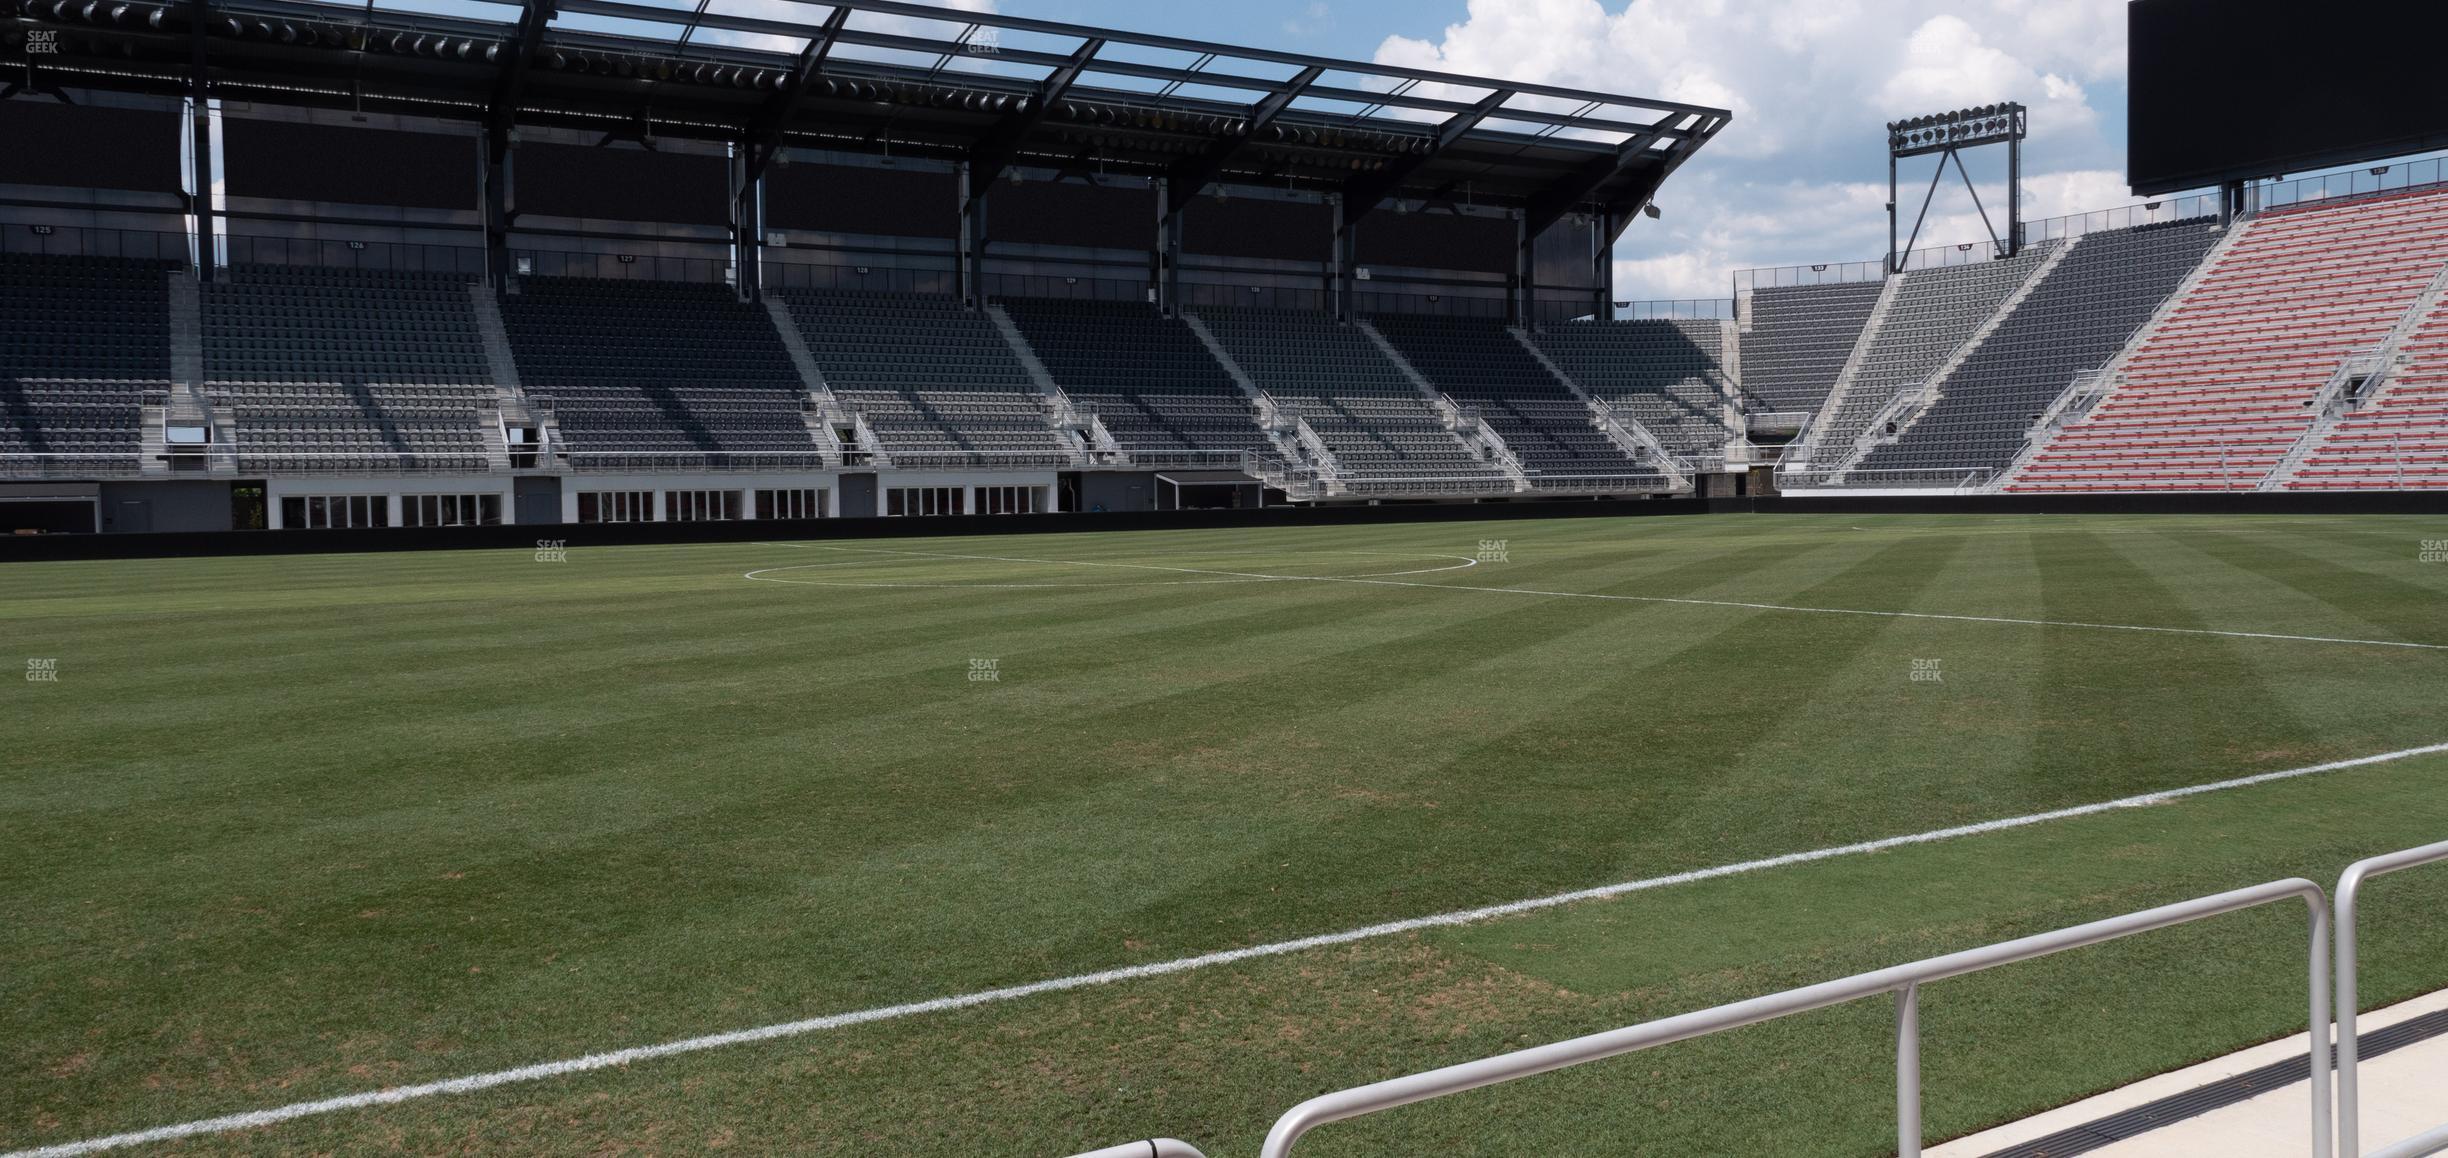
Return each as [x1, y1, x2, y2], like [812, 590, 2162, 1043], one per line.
[281, 493, 386, 529]
[756, 489, 826, 520]
[886, 487, 964, 517]
[664, 490, 741, 522]
[403, 493, 500, 527]
[577, 491, 654, 523]
[977, 485, 1038, 515]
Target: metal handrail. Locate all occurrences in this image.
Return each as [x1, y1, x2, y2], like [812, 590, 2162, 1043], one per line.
[1777, 466, 1994, 493]
[1258, 878, 2331, 1158]
[2336, 840, 2448, 1158]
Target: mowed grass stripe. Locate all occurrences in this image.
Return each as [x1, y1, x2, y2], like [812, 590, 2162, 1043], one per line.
[5, 515, 2447, 1154]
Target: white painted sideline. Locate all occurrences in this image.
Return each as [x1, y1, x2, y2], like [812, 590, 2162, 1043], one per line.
[16, 741, 2448, 1158]
[750, 543, 2448, 652]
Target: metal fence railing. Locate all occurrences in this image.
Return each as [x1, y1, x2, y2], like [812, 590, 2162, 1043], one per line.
[2251, 158, 2448, 215]
[1612, 298, 1737, 321]
[511, 249, 735, 285]
[223, 235, 485, 276]
[1069, 877, 2339, 1158]
[0, 225, 193, 266]
[2336, 840, 2448, 1158]
[1071, 835, 2448, 1158]
[1777, 466, 1997, 493]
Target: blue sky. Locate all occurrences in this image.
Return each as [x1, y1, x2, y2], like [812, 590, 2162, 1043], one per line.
[948, 0, 2145, 299]
[420, 0, 2430, 300]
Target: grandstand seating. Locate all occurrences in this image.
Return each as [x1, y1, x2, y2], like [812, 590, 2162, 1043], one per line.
[1530, 319, 1733, 454]
[0, 254, 173, 473]
[501, 277, 823, 469]
[204, 265, 494, 472]
[1368, 315, 1662, 485]
[2011, 187, 2448, 491]
[2286, 289, 2448, 489]
[996, 298, 1270, 459]
[1854, 221, 2224, 483]
[779, 290, 1071, 467]
[1191, 307, 1506, 487]
[1735, 280, 1883, 415]
[1807, 244, 2056, 471]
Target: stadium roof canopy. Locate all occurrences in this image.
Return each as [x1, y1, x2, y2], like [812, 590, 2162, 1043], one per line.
[6, 0, 1730, 232]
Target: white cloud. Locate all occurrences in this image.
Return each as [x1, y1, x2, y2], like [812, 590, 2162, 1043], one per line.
[1370, 0, 2143, 301]
[1283, 1, 1334, 39]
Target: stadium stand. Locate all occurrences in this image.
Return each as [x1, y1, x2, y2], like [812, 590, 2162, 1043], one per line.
[1368, 315, 1664, 486]
[0, 254, 173, 474]
[2010, 187, 2448, 492]
[995, 298, 1271, 459]
[1530, 319, 1735, 455]
[1190, 307, 1507, 488]
[2285, 285, 2448, 489]
[203, 265, 495, 472]
[1852, 220, 2225, 483]
[1734, 280, 1884, 415]
[500, 277, 824, 469]
[777, 289, 1072, 467]
[1803, 243, 2058, 473]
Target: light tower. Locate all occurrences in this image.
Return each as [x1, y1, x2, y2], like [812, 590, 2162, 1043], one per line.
[1885, 103, 2027, 274]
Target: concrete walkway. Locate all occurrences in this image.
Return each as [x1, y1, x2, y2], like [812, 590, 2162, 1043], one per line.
[1930, 989, 2448, 1158]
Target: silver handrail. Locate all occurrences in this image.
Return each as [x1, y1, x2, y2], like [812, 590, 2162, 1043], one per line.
[1258, 878, 2331, 1158]
[2336, 839, 2448, 1157]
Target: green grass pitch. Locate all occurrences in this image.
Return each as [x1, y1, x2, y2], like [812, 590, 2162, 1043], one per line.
[6, 512, 2448, 1156]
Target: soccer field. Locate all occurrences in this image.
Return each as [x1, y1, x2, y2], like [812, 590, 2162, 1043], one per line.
[7, 512, 2448, 1156]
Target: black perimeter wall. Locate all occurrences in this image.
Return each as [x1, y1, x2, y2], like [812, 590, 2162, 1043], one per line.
[10, 492, 2448, 561]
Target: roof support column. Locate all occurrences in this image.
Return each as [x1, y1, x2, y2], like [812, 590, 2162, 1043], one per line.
[958, 162, 984, 307]
[731, 148, 762, 302]
[188, 0, 213, 282]
[482, 143, 513, 292]
[1510, 209, 1532, 327]
[1154, 176, 1178, 315]
[1331, 193, 1356, 321]
[1595, 209, 1614, 321]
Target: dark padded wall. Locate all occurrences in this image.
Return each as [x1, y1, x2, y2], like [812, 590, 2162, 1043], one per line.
[765, 163, 957, 238]
[1182, 197, 1330, 262]
[1532, 218, 1599, 288]
[0, 101, 182, 193]
[222, 119, 476, 209]
[517, 141, 729, 225]
[991, 180, 1156, 250]
[2130, 0, 2448, 194]
[1357, 211, 1513, 273]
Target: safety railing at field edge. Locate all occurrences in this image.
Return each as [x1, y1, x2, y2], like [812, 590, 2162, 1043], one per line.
[1255, 878, 2330, 1157]
[1068, 879, 2334, 1158]
[2336, 839, 2448, 1158]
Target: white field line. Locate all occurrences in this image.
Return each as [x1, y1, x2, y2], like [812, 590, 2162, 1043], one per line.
[750, 543, 2448, 652]
[20, 741, 2448, 1158]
